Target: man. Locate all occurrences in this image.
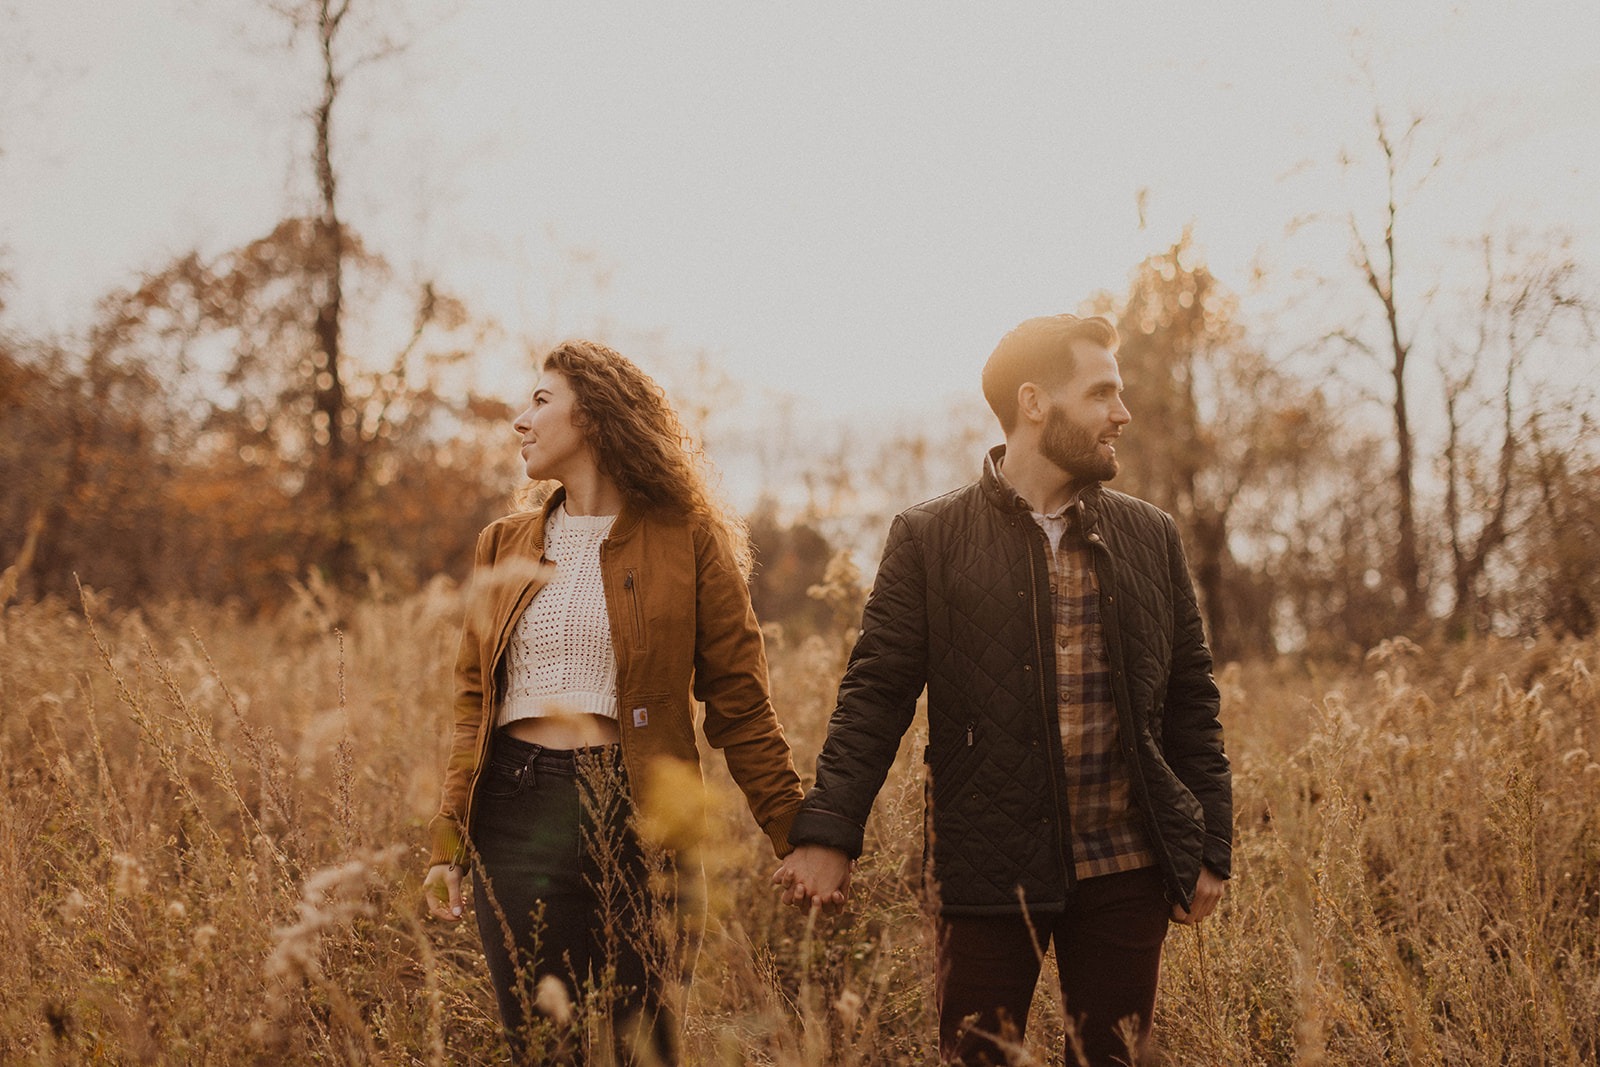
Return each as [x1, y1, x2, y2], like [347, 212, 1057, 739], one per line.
[774, 314, 1232, 1066]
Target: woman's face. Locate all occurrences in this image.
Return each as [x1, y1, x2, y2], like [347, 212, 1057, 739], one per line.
[512, 371, 594, 483]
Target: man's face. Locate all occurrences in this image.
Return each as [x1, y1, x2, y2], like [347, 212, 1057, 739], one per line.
[1039, 341, 1131, 483]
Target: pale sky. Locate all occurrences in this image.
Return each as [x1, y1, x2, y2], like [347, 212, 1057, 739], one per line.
[4, 0, 1598, 430]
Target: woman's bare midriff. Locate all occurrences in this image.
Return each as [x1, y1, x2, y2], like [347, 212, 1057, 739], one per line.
[502, 713, 621, 749]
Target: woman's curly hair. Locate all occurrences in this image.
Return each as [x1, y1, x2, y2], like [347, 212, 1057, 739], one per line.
[521, 339, 752, 576]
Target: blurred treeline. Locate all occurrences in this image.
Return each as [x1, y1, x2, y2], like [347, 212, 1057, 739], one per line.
[4, 213, 1599, 657]
[1098, 228, 1599, 656]
[2, 0, 1597, 657]
[0, 222, 511, 613]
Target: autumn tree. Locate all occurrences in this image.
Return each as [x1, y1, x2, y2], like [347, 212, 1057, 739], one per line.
[116, 225, 505, 607]
[1102, 231, 1332, 658]
[0, 314, 189, 604]
[247, 0, 445, 585]
[0, 220, 511, 610]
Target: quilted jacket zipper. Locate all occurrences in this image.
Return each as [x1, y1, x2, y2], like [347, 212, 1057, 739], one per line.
[1023, 521, 1074, 894]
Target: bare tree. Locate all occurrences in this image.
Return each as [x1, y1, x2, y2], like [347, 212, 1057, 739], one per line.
[1342, 107, 1439, 629]
[1441, 232, 1594, 634]
[262, 0, 422, 582]
[1523, 414, 1600, 637]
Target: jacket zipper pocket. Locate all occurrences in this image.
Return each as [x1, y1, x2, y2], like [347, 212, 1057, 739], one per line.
[623, 569, 645, 646]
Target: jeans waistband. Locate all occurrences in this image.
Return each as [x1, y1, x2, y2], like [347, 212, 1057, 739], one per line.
[489, 731, 620, 777]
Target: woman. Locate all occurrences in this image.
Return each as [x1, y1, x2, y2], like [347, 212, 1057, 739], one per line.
[423, 340, 804, 1064]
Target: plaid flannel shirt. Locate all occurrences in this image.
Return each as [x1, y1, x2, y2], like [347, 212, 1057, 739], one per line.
[1029, 498, 1156, 881]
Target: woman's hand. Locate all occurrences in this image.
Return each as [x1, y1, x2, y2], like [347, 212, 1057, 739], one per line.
[423, 863, 464, 921]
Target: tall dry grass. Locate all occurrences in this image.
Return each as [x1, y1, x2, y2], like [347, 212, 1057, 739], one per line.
[1, 574, 1596, 1064]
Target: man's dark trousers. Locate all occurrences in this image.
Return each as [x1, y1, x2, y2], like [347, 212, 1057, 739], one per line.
[937, 867, 1170, 1066]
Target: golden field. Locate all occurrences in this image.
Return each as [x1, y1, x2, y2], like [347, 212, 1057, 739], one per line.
[2, 579, 1597, 1065]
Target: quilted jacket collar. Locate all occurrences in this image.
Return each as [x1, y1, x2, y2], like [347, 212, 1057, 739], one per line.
[981, 444, 1105, 534]
[980, 446, 1030, 512]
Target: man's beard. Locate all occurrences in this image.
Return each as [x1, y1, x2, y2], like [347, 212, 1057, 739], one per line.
[1041, 402, 1118, 483]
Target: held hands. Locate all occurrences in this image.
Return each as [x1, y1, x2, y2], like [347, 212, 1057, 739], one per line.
[423, 863, 464, 922]
[772, 844, 853, 913]
[1170, 866, 1226, 925]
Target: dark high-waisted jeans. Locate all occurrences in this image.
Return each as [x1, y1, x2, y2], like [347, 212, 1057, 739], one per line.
[470, 732, 687, 1065]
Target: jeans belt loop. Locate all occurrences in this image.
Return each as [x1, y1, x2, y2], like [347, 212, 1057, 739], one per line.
[521, 744, 543, 791]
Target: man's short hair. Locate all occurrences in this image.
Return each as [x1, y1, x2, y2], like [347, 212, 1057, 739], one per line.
[981, 314, 1120, 433]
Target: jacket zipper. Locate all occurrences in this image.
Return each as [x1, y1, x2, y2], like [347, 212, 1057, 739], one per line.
[1025, 528, 1074, 893]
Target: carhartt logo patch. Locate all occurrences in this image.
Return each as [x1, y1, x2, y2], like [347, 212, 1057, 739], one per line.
[632, 707, 648, 728]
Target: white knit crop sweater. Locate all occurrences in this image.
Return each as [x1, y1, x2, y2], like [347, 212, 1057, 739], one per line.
[498, 505, 620, 725]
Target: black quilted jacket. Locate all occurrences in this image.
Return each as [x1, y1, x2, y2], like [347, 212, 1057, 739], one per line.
[790, 447, 1232, 915]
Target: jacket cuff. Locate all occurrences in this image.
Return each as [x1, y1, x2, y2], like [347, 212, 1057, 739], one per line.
[1202, 833, 1232, 880]
[427, 813, 465, 869]
[788, 808, 866, 860]
[763, 807, 800, 859]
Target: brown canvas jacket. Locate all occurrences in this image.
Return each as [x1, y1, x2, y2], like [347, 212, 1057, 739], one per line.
[428, 490, 804, 867]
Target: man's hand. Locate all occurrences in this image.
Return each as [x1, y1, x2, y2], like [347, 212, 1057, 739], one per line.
[423, 863, 464, 921]
[772, 844, 852, 912]
[1171, 866, 1225, 925]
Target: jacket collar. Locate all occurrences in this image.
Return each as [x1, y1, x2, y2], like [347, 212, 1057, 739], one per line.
[981, 445, 1031, 513]
[534, 485, 644, 551]
[980, 444, 1104, 532]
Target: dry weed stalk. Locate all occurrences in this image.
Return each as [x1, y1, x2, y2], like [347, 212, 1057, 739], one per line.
[5, 584, 1599, 1063]
[261, 845, 406, 1059]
